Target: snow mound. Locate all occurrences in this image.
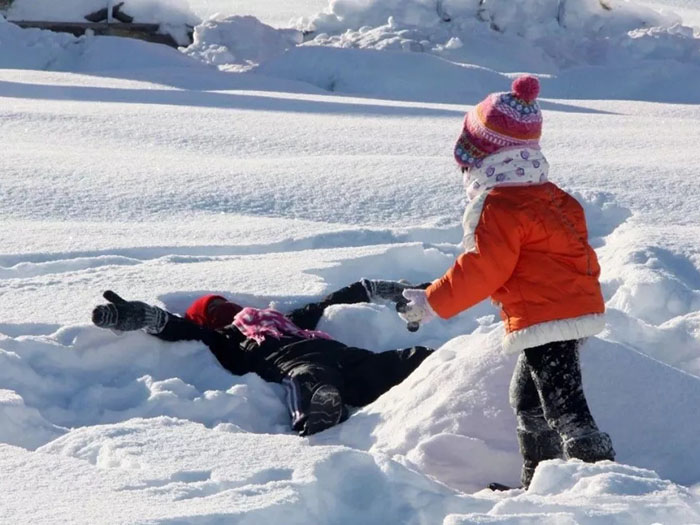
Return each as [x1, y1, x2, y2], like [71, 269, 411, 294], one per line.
[184, 15, 302, 70]
[0, 15, 80, 70]
[29, 418, 486, 523]
[300, 0, 698, 69]
[256, 45, 508, 103]
[326, 330, 700, 491]
[0, 389, 65, 449]
[0, 17, 206, 72]
[8, 0, 199, 27]
[446, 461, 700, 524]
[7, 0, 200, 47]
[0, 327, 290, 440]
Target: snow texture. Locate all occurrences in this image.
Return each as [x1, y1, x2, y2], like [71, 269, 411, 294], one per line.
[8, 0, 200, 26]
[1, 0, 700, 523]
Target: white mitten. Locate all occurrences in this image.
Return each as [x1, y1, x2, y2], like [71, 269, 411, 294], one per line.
[397, 289, 437, 327]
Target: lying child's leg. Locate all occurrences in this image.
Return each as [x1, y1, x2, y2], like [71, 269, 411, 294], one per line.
[282, 364, 347, 436]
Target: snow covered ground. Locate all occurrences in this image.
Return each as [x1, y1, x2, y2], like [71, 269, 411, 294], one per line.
[1, 0, 700, 523]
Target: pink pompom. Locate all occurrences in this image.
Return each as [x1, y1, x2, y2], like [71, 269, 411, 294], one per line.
[512, 75, 540, 103]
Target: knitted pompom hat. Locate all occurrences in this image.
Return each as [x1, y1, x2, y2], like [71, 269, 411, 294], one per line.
[454, 75, 542, 168]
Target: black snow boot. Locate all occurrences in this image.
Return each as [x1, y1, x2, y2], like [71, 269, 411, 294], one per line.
[563, 430, 615, 463]
[517, 427, 564, 489]
[300, 385, 345, 436]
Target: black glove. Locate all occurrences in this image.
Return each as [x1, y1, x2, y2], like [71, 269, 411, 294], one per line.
[361, 279, 431, 303]
[92, 290, 168, 333]
[395, 299, 420, 332]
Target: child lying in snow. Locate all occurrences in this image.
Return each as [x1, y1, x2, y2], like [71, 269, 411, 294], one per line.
[92, 279, 433, 436]
[397, 75, 615, 489]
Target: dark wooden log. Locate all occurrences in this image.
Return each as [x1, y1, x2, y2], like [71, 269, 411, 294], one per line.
[11, 20, 190, 48]
[85, 2, 134, 24]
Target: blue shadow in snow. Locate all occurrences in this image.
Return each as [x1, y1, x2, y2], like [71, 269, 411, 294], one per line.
[0, 78, 465, 118]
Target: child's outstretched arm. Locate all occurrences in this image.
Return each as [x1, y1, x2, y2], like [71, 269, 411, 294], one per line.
[427, 201, 523, 319]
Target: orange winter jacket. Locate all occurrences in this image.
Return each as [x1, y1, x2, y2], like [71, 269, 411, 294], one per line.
[426, 182, 605, 352]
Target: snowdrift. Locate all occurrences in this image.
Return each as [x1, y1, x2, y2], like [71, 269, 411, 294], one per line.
[300, 0, 696, 69]
[3, 0, 700, 522]
[4, 2, 700, 103]
[332, 332, 700, 490]
[2, 321, 700, 522]
[7, 0, 199, 27]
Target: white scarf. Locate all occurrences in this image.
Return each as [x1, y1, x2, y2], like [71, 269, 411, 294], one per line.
[461, 147, 549, 252]
[463, 147, 549, 201]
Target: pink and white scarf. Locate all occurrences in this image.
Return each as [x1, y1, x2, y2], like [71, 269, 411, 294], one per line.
[463, 147, 549, 201]
[460, 147, 550, 252]
[232, 307, 332, 344]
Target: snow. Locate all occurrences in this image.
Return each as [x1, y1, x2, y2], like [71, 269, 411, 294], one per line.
[297, 0, 695, 70]
[188, 0, 329, 29]
[2, 0, 700, 522]
[185, 15, 303, 70]
[6, 0, 200, 46]
[7, 0, 200, 26]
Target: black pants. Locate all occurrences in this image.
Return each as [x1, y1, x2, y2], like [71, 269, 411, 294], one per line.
[281, 342, 433, 430]
[509, 339, 614, 487]
[157, 280, 433, 430]
[509, 339, 600, 439]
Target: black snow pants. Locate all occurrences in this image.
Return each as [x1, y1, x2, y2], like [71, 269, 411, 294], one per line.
[509, 339, 615, 487]
[156, 280, 433, 433]
[281, 342, 433, 432]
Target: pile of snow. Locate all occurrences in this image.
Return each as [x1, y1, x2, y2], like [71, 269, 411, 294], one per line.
[0, 420, 488, 524]
[2, 312, 700, 522]
[0, 15, 80, 70]
[3, 1, 700, 518]
[184, 15, 302, 70]
[326, 330, 700, 491]
[4, 2, 700, 103]
[188, 0, 329, 31]
[7, 0, 199, 26]
[3, 433, 700, 523]
[298, 0, 699, 69]
[7, 0, 200, 46]
[0, 389, 64, 449]
[0, 14, 206, 72]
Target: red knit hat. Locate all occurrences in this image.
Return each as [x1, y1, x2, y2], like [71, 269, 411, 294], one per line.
[454, 75, 542, 168]
[185, 294, 242, 329]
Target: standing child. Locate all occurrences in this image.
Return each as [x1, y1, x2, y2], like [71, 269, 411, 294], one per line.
[398, 75, 615, 489]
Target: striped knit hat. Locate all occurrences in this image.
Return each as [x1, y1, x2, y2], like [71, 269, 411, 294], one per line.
[454, 75, 542, 168]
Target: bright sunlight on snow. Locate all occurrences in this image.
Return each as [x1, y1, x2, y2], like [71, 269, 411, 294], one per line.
[1, 0, 700, 523]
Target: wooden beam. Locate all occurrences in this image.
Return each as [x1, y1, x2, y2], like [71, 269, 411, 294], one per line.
[11, 20, 189, 48]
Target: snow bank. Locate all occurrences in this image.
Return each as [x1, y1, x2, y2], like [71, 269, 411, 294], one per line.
[257, 45, 508, 103]
[0, 327, 290, 438]
[299, 0, 697, 70]
[327, 330, 700, 491]
[184, 15, 302, 70]
[8, 0, 199, 27]
[3, 321, 700, 522]
[7, 0, 200, 47]
[0, 389, 65, 449]
[0, 16, 207, 72]
[254, 43, 700, 103]
[448, 461, 700, 524]
[21, 418, 487, 524]
[0, 15, 80, 70]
